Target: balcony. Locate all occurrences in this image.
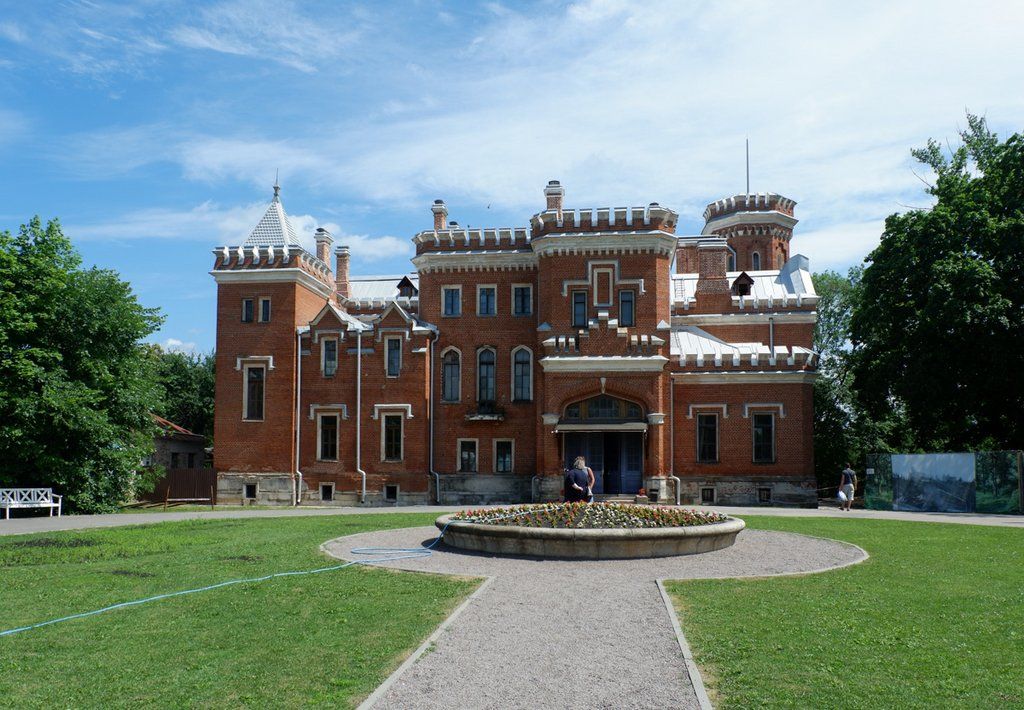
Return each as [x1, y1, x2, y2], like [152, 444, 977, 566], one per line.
[465, 401, 505, 422]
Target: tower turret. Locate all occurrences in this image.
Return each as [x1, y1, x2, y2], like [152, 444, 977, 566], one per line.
[702, 193, 797, 272]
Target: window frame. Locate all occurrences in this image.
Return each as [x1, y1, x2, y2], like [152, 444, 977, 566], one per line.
[511, 346, 532, 402]
[696, 412, 719, 464]
[321, 337, 339, 377]
[241, 298, 255, 323]
[441, 285, 462, 317]
[476, 347, 496, 404]
[385, 336, 402, 378]
[511, 283, 533, 316]
[619, 289, 635, 327]
[476, 284, 497, 317]
[572, 290, 588, 328]
[457, 438, 479, 473]
[381, 414, 404, 462]
[592, 267, 614, 307]
[320, 482, 335, 502]
[493, 439, 514, 474]
[751, 412, 776, 464]
[242, 363, 266, 421]
[258, 296, 271, 323]
[440, 347, 461, 403]
[752, 251, 761, 270]
[317, 413, 339, 462]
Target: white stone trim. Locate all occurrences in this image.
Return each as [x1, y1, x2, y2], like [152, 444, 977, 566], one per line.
[743, 402, 786, 419]
[534, 231, 677, 258]
[380, 412, 404, 462]
[412, 251, 538, 273]
[671, 371, 816, 384]
[235, 355, 275, 371]
[541, 413, 560, 425]
[372, 404, 414, 420]
[687, 403, 728, 419]
[441, 284, 462, 317]
[312, 328, 344, 344]
[384, 335, 403, 378]
[492, 438, 515, 474]
[210, 267, 334, 300]
[511, 282, 533, 316]
[672, 312, 816, 326]
[440, 346, 462, 403]
[476, 283, 497, 316]
[308, 403, 349, 420]
[701, 210, 798, 234]
[647, 412, 666, 425]
[561, 260, 646, 298]
[592, 266, 614, 306]
[540, 355, 668, 373]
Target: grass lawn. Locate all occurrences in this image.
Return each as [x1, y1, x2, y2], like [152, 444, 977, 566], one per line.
[666, 517, 1024, 709]
[0, 513, 476, 708]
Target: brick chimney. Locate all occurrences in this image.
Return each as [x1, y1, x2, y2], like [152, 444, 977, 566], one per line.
[314, 227, 333, 266]
[694, 238, 732, 311]
[431, 199, 448, 230]
[334, 245, 350, 298]
[544, 180, 564, 212]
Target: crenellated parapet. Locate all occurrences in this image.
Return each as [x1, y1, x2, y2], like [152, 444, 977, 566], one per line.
[211, 243, 334, 287]
[702, 193, 796, 222]
[531, 203, 678, 238]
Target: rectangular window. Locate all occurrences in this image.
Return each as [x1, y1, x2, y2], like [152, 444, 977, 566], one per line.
[442, 286, 461, 316]
[322, 339, 338, 377]
[170, 452, 180, 468]
[757, 487, 772, 503]
[572, 290, 588, 327]
[696, 413, 718, 463]
[244, 365, 265, 421]
[386, 337, 401, 377]
[494, 440, 513, 473]
[187, 453, 196, 468]
[320, 483, 334, 502]
[477, 286, 496, 316]
[752, 413, 775, 463]
[513, 285, 532, 316]
[619, 290, 635, 327]
[458, 440, 478, 473]
[318, 414, 338, 461]
[244, 483, 257, 499]
[700, 487, 716, 504]
[384, 484, 399, 502]
[383, 415, 403, 462]
[241, 298, 254, 323]
[258, 297, 271, 323]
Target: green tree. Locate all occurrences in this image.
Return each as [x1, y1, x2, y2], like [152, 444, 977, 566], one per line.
[155, 349, 215, 442]
[850, 114, 1024, 451]
[0, 217, 164, 512]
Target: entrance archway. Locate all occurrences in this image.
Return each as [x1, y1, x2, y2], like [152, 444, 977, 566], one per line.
[557, 394, 646, 495]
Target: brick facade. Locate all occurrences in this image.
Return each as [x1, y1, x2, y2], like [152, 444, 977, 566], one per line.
[211, 183, 819, 507]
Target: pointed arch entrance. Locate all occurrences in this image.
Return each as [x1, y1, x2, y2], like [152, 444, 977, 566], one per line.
[556, 394, 646, 495]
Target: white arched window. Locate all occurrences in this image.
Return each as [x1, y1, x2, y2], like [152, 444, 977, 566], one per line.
[512, 347, 532, 401]
[751, 251, 761, 270]
[441, 348, 461, 402]
[727, 253, 736, 272]
[477, 348, 496, 403]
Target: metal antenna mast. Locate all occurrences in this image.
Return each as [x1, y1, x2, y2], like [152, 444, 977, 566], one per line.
[745, 138, 750, 195]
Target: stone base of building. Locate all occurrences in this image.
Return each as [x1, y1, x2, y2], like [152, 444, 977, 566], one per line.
[676, 475, 817, 507]
[437, 473, 535, 506]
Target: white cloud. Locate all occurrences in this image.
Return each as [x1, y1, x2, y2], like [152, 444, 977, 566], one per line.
[160, 337, 197, 354]
[0, 21, 26, 43]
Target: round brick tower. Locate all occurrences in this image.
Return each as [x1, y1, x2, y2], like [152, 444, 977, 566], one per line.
[701, 193, 797, 272]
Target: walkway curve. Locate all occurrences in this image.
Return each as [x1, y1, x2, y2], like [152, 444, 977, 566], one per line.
[323, 526, 867, 709]
[1, 504, 1020, 537]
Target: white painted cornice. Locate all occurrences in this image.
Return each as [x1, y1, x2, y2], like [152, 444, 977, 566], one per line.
[411, 250, 538, 273]
[210, 267, 334, 300]
[531, 230, 677, 258]
[671, 312, 816, 326]
[701, 210, 798, 235]
[540, 355, 668, 373]
[670, 370, 816, 384]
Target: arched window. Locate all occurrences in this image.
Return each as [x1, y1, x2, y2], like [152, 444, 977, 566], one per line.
[776, 252, 784, 269]
[441, 349, 460, 402]
[563, 394, 644, 421]
[752, 251, 761, 270]
[477, 348, 496, 403]
[727, 253, 736, 272]
[512, 348, 532, 401]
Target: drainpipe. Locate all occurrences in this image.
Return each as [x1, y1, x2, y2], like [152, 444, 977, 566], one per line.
[356, 328, 366, 504]
[428, 334, 441, 504]
[667, 377, 684, 504]
[769, 315, 775, 353]
[294, 328, 304, 506]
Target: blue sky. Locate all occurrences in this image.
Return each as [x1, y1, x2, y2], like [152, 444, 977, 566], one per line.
[2, 1, 1022, 353]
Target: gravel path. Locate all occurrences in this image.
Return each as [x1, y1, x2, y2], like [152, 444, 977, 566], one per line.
[323, 526, 866, 709]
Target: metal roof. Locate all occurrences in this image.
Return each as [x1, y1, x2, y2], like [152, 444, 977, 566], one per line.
[242, 184, 302, 249]
[671, 255, 817, 304]
[347, 274, 420, 301]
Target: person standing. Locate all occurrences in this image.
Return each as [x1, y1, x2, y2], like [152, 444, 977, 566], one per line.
[839, 463, 856, 511]
[565, 457, 590, 503]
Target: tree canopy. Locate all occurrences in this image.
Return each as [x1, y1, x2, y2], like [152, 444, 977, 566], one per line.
[0, 218, 164, 512]
[154, 349, 215, 442]
[843, 115, 1023, 455]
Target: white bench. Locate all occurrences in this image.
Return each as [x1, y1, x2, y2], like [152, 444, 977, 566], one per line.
[0, 488, 62, 519]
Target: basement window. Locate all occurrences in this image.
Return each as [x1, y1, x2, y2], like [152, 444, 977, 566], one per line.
[384, 485, 399, 502]
[700, 487, 716, 504]
[758, 487, 772, 504]
[320, 483, 334, 502]
[244, 483, 257, 500]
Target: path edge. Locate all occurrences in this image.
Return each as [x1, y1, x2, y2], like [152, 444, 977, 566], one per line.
[657, 578, 714, 710]
[356, 575, 495, 710]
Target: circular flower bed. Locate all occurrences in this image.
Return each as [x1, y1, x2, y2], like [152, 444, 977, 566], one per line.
[438, 504, 743, 559]
[451, 502, 728, 529]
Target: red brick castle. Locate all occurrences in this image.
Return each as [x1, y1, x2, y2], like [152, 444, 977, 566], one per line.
[211, 181, 818, 506]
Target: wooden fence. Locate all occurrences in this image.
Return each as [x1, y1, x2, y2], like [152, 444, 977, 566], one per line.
[139, 468, 217, 505]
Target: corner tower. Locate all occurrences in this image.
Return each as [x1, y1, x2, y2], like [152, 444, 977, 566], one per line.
[701, 193, 797, 272]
